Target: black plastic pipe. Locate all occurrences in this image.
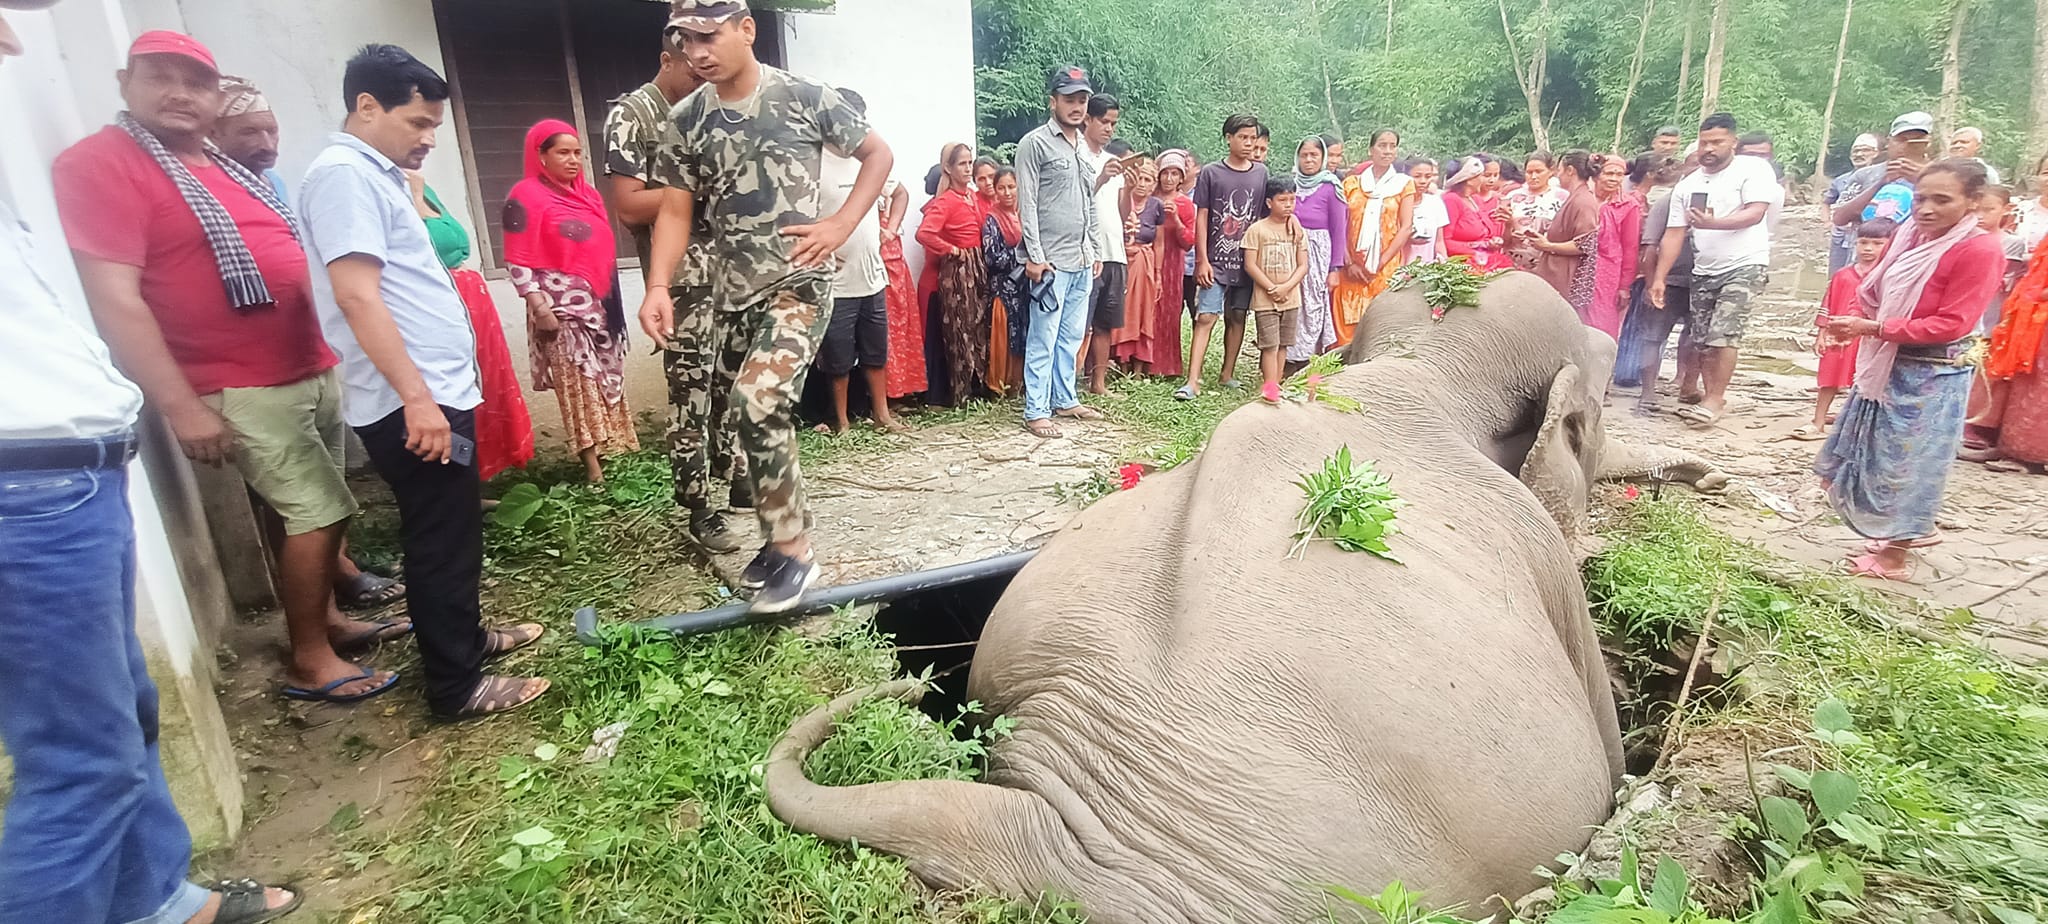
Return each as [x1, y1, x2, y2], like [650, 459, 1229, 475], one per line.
[574, 548, 1039, 644]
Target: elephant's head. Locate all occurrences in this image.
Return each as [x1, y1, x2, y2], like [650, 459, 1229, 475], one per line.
[1344, 271, 1616, 536]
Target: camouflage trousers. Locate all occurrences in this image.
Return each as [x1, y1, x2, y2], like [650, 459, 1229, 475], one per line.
[726, 280, 832, 544]
[1687, 265, 1768, 350]
[664, 286, 747, 511]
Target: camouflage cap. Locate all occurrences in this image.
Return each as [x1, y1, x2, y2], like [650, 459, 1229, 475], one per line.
[667, 0, 749, 35]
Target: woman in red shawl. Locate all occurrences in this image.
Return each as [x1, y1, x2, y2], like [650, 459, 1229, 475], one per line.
[1441, 156, 1515, 272]
[503, 120, 635, 484]
[878, 181, 928, 399]
[1143, 149, 1199, 377]
[916, 142, 990, 405]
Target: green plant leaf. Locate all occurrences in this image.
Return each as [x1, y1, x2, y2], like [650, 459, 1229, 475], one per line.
[493, 846, 523, 871]
[490, 483, 545, 530]
[511, 825, 557, 847]
[1813, 697, 1854, 733]
[1646, 856, 1689, 916]
[1761, 796, 1811, 846]
[1772, 764, 1813, 792]
[1989, 907, 2041, 924]
[327, 801, 362, 834]
[1809, 770, 1860, 821]
[1827, 812, 1885, 856]
[1816, 899, 1860, 917]
[532, 742, 560, 762]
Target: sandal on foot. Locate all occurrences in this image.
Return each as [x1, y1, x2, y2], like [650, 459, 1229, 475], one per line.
[1862, 535, 1942, 553]
[1053, 405, 1104, 421]
[203, 879, 302, 924]
[1789, 424, 1827, 441]
[873, 419, 912, 435]
[1024, 419, 1063, 439]
[1172, 385, 1198, 402]
[1675, 404, 1720, 427]
[485, 623, 546, 660]
[1678, 392, 1705, 405]
[1984, 458, 2045, 474]
[281, 667, 399, 705]
[336, 572, 405, 610]
[332, 618, 412, 654]
[440, 675, 550, 722]
[1842, 553, 1913, 582]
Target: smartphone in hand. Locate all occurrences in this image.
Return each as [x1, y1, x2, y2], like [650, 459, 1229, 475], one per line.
[449, 433, 476, 467]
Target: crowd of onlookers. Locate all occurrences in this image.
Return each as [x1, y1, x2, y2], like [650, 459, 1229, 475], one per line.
[8, 0, 2048, 915]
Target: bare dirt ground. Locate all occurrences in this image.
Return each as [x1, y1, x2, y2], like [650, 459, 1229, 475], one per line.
[199, 211, 2042, 920]
[1611, 212, 2048, 662]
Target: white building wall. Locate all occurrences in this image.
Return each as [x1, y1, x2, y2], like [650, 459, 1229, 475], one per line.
[124, 0, 477, 243]
[781, 0, 978, 281]
[0, 2, 242, 845]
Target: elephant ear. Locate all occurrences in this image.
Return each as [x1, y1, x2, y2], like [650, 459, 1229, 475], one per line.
[1520, 363, 1603, 537]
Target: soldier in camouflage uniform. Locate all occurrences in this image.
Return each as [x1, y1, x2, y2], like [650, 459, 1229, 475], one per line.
[601, 20, 748, 553]
[640, 0, 895, 612]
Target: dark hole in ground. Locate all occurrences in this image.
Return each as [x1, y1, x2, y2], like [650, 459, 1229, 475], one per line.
[1604, 630, 1737, 775]
[872, 569, 1014, 733]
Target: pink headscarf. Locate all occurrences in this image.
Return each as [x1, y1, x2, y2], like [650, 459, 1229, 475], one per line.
[504, 119, 617, 299]
[1854, 214, 1984, 402]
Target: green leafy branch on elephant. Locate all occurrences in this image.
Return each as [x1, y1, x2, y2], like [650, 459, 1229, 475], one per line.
[1388, 258, 1510, 321]
[1282, 352, 1362, 413]
[1290, 447, 1403, 563]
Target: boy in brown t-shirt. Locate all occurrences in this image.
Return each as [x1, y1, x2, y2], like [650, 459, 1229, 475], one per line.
[1242, 176, 1309, 402]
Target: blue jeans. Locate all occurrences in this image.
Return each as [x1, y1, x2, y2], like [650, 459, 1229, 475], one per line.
[1024, 268, 1092, 421]
[0, 452, 209, 924]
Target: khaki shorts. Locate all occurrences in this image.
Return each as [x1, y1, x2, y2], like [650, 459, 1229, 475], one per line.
[201, 370, 359, 535]
[1255, 308, 1300, 350]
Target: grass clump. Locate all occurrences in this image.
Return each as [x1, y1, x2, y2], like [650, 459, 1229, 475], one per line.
[1584, 499, 2048, 923]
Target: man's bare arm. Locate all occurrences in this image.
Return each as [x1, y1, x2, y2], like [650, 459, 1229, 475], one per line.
[73, 255, 233, 465]
[327, 255, 452, 463]
[637, 187, 696, 343]
[608, 174, 667, 228]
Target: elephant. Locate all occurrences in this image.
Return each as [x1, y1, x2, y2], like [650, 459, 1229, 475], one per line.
[766, 272, 1633, 923]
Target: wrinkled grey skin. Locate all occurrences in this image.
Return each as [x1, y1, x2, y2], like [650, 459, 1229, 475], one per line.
[767, 274, 1633, 923]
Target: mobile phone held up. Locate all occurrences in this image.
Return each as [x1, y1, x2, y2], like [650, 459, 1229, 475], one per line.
[1689, 192, 1710, 214]
[1902, 138, 1931, 160]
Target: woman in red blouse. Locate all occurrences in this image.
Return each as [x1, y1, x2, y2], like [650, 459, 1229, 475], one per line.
[1142, 149, 1200, 377]
[1815, 161, 2005, 581]
[916, 143, 990, 406]
[1441, 155, 1515, 272]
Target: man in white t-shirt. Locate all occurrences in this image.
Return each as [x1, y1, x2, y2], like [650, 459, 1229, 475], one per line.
[812, 88, 904, 436]
[1649, 112, 1784, 424]
[1081, 93, 1128, 396]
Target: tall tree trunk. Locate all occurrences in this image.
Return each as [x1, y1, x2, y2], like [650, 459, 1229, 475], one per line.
[2032, 0, 2048, 172]
[1498, 0, 1552, 150]
[1698, 0, 1730, 119]
[1675, 0, 1695, 123]
[1936, 0, 1969, 147]
[1612, 0, 1659, 153]
[1322, 58, 1345, 142]
[1814, 0, 1856, 193]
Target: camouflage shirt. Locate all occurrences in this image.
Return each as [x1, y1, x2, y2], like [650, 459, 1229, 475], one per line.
[669, 65, 871, 311]
[604, 81, 712, 289]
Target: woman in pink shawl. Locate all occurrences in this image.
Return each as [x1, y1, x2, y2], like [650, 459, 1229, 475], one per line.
[1588, 154, 1644, 339]
[504, 119, 636, 484]
[1814, 161, 2004, 581]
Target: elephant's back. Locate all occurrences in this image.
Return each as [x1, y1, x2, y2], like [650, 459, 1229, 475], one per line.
[971, 389, 1618, 915]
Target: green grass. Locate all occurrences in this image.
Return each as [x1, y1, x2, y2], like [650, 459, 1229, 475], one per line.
[1582, 500, 2048, 922]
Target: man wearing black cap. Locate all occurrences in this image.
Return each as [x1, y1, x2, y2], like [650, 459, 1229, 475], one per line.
[1013, 64, 1102, 439]
[637, 0, 895, 613]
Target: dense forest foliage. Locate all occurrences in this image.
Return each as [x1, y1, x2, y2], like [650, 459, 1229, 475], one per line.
[971, 0, 2047, 183]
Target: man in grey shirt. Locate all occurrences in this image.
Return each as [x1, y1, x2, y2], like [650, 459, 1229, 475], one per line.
[301, 44, 548, 721]
[1013, 64, 1101, 438]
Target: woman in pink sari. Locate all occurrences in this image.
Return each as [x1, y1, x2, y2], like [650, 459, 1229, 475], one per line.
[1588, 155, 1644, 339]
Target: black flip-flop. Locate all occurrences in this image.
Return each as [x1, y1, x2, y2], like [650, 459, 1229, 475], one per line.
[333, 618, 413, 655]
[336, 572, 405, 610]
[281, 667, 400, 704]
[203, 879, 302, 924]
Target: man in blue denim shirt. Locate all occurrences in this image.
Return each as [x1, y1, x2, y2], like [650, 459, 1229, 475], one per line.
[1012, 64, 1103, 439]
[0, 6, 302, 920]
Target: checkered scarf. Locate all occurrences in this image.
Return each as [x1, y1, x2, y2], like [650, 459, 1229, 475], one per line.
[115, 111, 301, 311]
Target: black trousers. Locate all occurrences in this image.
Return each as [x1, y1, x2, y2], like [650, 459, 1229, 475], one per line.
[355, 405, 487, 716]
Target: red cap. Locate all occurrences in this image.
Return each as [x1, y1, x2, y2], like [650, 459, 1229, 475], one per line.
[127, 30, 217, 75]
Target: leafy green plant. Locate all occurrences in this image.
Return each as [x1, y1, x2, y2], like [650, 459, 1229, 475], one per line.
[1387, 257, 1510, 320]
[1322, 880, 1472, 924]
[1290, 446, 1403, 562]
[1281, 352, 1363, 412]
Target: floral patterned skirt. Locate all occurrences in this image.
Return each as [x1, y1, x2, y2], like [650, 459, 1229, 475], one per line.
[933, 247, 990, 405]
[540, 337, 639, 456]
[1815, 362, 1971, 540]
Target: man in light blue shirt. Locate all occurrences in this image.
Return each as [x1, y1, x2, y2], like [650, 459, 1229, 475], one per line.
[299, 44, 548, 722]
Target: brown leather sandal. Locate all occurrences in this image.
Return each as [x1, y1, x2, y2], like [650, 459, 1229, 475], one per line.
[442, 675, 549, 722]
[484, 623, 546, 660]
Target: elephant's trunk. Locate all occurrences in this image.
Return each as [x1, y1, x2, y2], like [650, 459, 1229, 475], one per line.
[764, 681, 1073, 902]
[1597, 437, 1730, 493]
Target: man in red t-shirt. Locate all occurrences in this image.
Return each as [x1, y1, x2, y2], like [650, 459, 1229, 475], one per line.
[54, 31, 401, 705]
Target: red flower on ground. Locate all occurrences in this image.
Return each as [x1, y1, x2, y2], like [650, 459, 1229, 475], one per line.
[1624, 484, 1642, 500]
[1119, 463, 1144, 491]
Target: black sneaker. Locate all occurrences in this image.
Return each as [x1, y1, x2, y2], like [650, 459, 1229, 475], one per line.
[739, 545, 773, 590]
[729, 481, 756, 511]
[749, 550, 819, 615]
[689, 509, 742, 554]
